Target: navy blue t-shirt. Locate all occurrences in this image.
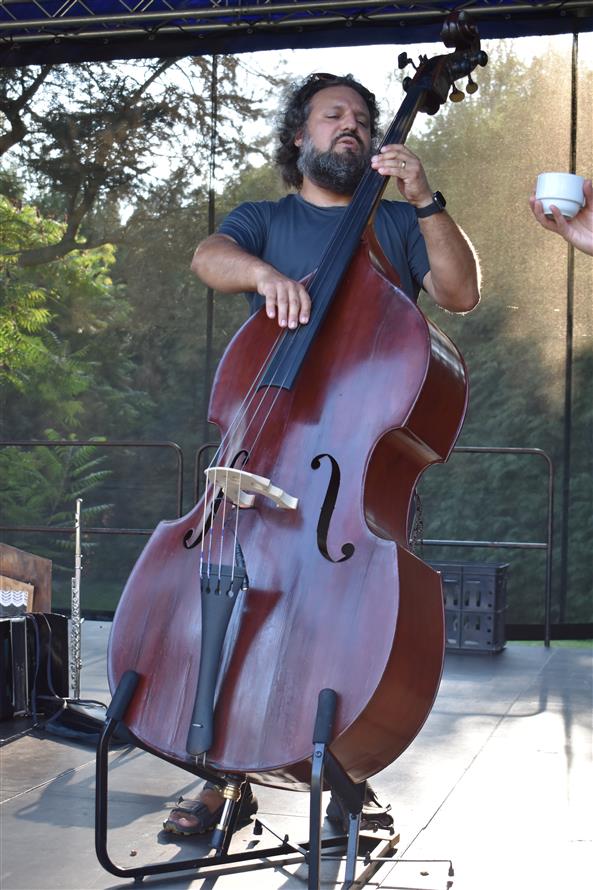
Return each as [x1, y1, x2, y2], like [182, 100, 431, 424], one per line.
[218, 193, 430, 314]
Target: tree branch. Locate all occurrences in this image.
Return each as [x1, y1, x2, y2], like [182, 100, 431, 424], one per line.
[16, 229, 127, 267]
[0, 66, 52, 156]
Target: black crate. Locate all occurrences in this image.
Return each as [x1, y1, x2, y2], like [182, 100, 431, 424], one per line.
[460, 610, 505, 652]
[437, 565, 463, 610]
[444, 609, 462, 649]
[462, 565, 508, 611]
[431, 563, 508, 653]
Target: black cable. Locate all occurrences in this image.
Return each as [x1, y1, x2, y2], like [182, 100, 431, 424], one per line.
[24, 614, 41, 723]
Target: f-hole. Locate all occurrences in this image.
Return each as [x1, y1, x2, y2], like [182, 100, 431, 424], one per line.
[312, 453, 355, 564]
[183, 450, 250, 549]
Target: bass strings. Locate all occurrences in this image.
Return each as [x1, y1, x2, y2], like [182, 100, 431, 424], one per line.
[199, 132, 403, 575]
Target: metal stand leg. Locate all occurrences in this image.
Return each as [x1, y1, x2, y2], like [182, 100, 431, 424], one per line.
[95, 677, 397, 886]
[308, 688, 367, 890]
[95, 671, 140, 878]
[95, 672, 313, 882]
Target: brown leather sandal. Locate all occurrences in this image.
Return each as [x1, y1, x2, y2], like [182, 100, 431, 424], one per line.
[162, 781, 258, 836]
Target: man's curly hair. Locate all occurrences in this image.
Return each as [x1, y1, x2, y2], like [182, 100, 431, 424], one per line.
[275, 73, 381, 189]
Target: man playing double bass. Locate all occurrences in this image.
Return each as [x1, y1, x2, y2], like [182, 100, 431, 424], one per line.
[163, 72, 480, 837]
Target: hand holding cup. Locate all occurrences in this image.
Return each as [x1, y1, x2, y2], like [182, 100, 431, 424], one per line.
[530, 174, 593, 257]
[535, 172, 584, 218]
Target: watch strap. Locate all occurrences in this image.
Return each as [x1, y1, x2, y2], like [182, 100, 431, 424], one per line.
[415, 192, 446, 219]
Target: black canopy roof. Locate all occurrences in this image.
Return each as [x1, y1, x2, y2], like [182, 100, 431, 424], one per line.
[1, 1, 592, 67]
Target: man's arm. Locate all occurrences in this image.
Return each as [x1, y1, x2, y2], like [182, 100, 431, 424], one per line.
[419, 213, 481, 312]
[371, 144, 480, 313]
[191, 233, 311, 328]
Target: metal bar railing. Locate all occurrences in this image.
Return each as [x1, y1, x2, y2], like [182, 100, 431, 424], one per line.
[194, 443, 555, 644]
[0, 439, 184, 536]
[1, 441, 556, 645]
[420, 446, 554, 647]
[193, 442, 219, 503]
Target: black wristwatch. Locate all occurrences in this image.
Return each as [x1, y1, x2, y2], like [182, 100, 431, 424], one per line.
[415, 191, 446, 218]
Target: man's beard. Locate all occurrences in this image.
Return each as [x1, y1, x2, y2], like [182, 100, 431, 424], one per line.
[297, 131, 371, 195]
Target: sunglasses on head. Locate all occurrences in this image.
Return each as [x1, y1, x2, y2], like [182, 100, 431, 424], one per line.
[299, 72, 376, 103]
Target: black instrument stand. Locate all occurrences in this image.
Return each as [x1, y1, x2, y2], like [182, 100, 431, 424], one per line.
[95, 674, 398, 887]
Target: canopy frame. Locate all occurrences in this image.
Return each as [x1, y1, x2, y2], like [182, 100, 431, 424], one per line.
[1, 1, 592, 67]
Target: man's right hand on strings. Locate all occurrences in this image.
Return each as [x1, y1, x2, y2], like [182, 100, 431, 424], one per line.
[192, 233, 311, 329]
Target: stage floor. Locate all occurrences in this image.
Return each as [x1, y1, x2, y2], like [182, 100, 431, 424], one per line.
[1, 622, 591, 890]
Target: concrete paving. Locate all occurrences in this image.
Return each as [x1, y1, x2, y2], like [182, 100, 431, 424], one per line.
[1, 622, 591, 890]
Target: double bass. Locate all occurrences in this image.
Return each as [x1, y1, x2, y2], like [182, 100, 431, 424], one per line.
[108, 16, 486, 800]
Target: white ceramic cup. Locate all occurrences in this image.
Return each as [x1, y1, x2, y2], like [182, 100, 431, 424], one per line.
[535, 172, 585, 218]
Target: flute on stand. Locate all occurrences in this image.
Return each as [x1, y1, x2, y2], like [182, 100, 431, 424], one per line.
[70, 497, 83, 700]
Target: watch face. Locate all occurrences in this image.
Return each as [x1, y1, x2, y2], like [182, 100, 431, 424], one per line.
[415, 191, 446, 218]
[433, 191, 446, 209]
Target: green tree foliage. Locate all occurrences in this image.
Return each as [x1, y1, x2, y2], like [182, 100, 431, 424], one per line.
[0, 195, 146, 438]
[0, 56, 285, 610]
[0, 198, 53, 386]
[0, 57, 271, 266]
[397, 40, 592, 623]
[1, 43, 590, 624]
[110, 156, 287, 455]
[0, 435, 112, 575]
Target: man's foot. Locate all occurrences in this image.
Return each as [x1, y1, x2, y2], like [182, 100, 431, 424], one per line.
[162, 781, 258, 836]
[326, 784, 393, 833]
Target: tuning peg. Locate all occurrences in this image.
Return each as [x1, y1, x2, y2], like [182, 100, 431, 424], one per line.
[466, 75, 478, 95]
[449, 84, 465, 102]
[398, 52, 412, 70]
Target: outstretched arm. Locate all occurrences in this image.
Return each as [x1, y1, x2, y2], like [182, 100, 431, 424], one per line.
[529, 178, 593, 257]
[371, 144, 480, 313]
[191, 233, 311, 328]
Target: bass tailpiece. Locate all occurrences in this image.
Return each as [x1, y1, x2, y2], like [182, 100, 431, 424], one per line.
[186, 564, 246, 756]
